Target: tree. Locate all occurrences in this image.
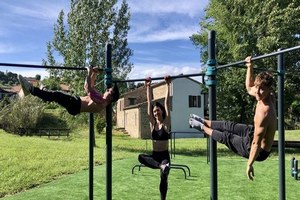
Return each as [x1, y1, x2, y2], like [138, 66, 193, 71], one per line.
[191, 0, 300, 122]
[0, 71, 18, 85]
[42, 0, 133, 95]
[111, 0, 133, 80]
[35, 74, 41, 81]
[290, 98, 300, 121]
[42, 0, 133, 146]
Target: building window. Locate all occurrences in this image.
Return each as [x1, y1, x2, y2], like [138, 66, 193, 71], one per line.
[189, 95, 201, 107]
[128, 98, 136, 106]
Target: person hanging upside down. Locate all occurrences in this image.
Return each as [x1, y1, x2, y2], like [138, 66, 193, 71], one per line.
[18, 66, 119, 115]
[138, 76, 171, 200]
[189, 56, 277, 181]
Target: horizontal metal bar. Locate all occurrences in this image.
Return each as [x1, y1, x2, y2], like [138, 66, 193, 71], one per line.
[222, 64, 278, 73]
[217, 45, 300, 70]
[113, 72, 205, 83]
[0, 62, 101, 71]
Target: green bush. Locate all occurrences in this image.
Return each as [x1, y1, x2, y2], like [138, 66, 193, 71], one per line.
[36, 111, 69, 129]
[95, 115, 106, 134]
[58, 109, 106, 134]
[59, 108, 89, 129]
[0, 96, 45, 134]
[0, 95, 11, 109]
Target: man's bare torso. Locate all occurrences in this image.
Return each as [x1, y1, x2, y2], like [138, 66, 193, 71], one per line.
[254, 97, 277, 151]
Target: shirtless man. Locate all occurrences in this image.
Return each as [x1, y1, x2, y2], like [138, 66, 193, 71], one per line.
[189, 56, 277, 181]
[18, 66, 119, 115]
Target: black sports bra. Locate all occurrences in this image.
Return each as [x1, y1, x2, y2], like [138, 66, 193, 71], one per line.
[151, 124, 169, 141]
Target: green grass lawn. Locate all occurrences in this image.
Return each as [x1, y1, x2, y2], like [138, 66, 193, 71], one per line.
[1, 129, 300, 199]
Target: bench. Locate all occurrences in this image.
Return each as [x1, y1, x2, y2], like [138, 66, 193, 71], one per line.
[132, 163, 191, 179]
[18, 128, 70, 138]
[272, 140, 300, 148]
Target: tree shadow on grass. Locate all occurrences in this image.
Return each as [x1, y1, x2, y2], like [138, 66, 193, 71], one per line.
[113, 146, 152, 154]
[271, 147, 300, 155]
[113, 146, 238, 158]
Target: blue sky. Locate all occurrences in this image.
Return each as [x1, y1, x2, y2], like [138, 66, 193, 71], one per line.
[0, 0, 209, 81]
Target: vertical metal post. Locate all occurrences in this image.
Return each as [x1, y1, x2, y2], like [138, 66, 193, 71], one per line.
[88, 14, 94, 199]
[105, 43, 113, 200]
[205, 30, 218, 200]
[277, 51, 285, 200]
[89, 113, 94, 200]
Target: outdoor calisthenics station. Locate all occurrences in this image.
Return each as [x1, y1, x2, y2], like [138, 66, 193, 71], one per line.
[1, 30, 300, 200]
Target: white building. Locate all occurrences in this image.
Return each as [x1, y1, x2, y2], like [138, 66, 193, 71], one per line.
[116, 77, 207, 139]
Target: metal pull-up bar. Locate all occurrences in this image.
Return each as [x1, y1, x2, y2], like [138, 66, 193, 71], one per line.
[113, 72, 205, 83]
[0, 62, 105, 71]
[217, 45, 300, 70]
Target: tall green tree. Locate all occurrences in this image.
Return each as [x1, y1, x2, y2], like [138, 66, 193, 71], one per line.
[42, 0, 133, 145]
[42, 0, 133, 95]
[191, 0, 300, 123]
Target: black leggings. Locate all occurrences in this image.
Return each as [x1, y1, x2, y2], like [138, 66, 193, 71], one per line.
[32, 87, 81, 116]
[138, 150, 170, 200]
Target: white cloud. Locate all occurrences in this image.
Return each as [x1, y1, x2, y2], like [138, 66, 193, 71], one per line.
[128, 62, 205, 82]
[0, 0, 207, 83]
[127, 0, 208, 43]
[0, 43, 19, 54]
[128, 0, 208, 17]
[1, 60, 50, 79]
[13, 1, 68, 20]
[129, 24, 199, 43]
[2, 66, 49, 79]
[0, 41, 42, 55]
[19, 69, 49, 79]
[0, 1, 69, 30]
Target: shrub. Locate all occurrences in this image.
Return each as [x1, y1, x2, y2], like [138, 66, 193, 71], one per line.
[95, 115, 106, 134]
[0, 96, 45, 134]
[0, 95, 11, 109]
[59, 108, 89, 129]
[58, 109, 106, 134]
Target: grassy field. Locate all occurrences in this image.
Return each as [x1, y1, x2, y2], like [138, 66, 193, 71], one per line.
[1, 128, 300, 199]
